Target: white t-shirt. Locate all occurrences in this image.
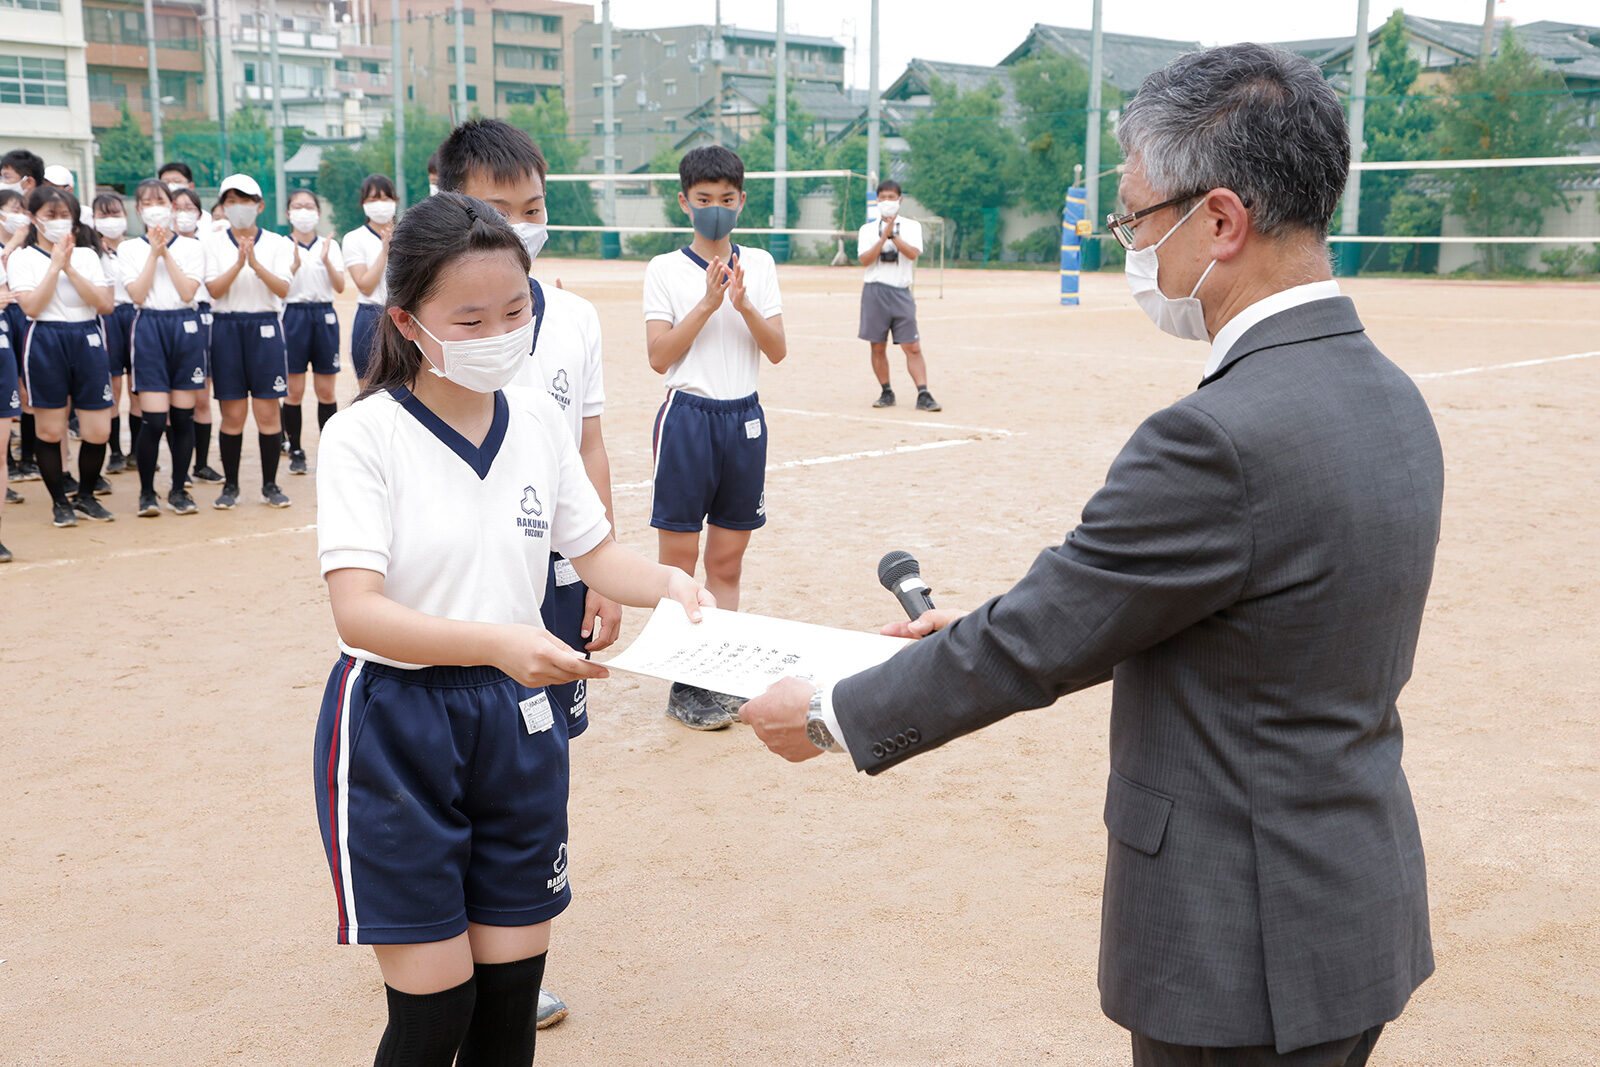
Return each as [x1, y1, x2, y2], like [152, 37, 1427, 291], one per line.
[341, 225, 388, 306]
[316, 385, 612, 669]
[286, 234, 346, 304]
[100, 246, 131, 305]
[508, 279, 605, 448]
[5, 245, 107, 322]
[202, 226, 295, 313]
[117, 235, 205, 311]
[858, 216, 923, 289]
[643, 244, 781, 400]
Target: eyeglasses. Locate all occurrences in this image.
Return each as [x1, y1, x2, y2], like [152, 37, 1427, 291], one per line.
[1105, 192, 1206, 251]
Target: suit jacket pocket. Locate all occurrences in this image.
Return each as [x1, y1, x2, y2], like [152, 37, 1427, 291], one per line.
[1104, 769, 1174, 857]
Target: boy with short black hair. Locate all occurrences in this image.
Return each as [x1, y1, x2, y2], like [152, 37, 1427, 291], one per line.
[643, 144, 786, 730]
[158, 161, 194, 189]
[0, 149, 45, 197]
[859, 179, 938, 411]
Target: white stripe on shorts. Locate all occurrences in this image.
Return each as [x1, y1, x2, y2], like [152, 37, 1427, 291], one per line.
[337, 657, 364, 942]
[648, 388, 677, 521]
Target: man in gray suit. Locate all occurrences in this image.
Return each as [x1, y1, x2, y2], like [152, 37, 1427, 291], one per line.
[741, 43, 1441, 1067]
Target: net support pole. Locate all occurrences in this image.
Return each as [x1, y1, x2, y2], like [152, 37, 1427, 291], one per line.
[600, 0, 619, 258]
[1082, 0, 1103, 273]
[391, 0, 406, 208]
[1061, 185, 1085, 307]
[144, 0, 165, 166]
[866, 0, 879, 221]
[268, 0, 286, 218]
[772, 0, 789, 263]
[1336, 0, 1371, 278]
[453, 0, 467, 122]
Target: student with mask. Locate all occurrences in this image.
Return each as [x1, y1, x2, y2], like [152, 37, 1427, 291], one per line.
[282, 189, 345, 475]
[92, 192, 136, 476]
[342, 175, 397, 388]
[0, 251, 18, 557]
[1, 187, 37, 487]
[158, 161, 193, 192]
[642, 145, 786, 731]
[170, 186, 222, 485]
[858, 180, 939, 411]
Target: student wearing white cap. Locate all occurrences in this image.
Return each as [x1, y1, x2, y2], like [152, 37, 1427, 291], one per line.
[201, 173, 295, 509]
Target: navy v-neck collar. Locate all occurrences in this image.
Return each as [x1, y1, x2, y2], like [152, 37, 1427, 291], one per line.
[226, 227, 259, 247]
[390, 386, 508, 481]
[140, 234, 179, 248]
[364, 223, 384, 241]
[296, 235, 318, 250]
[526, 276, 546, 356]
[680, 244, 740, 269]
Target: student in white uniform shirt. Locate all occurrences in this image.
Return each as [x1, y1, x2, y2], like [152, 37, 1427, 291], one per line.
[312, 191, 712, 1067]
[92, 191, 135, 476]
[342, 174, 397, 387]
[0, 255, 18, 560]
[7, 186, 116, 527]
[643, 145, 786, 731]
[122, 179, 207, 517]
[202, 173, 295, 509]
[434, 116, 617, 1034]
[171, 185, 222, 486]
[282, 189, 346, 476]
[858, 180, 939, 412]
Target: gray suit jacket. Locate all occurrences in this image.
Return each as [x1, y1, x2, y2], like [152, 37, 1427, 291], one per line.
[833, 297, 1439, 1053]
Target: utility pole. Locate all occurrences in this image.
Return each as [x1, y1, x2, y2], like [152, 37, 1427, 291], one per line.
[453, 0, 467, 121]
[601, 0, 615, 227]
[268, 0, 286, 215]
[143, 0, 165, 166]
[866, 0, 879, 202]
[1084, 0, 1103, 266]
[211, 0, 230, 171]
[391, 0, 406, 205]
[1479, 0, 1496, 67]
[1338, 0, 1371, 276]
[712, 0, 724, 146]
[774, 0, 786, 258]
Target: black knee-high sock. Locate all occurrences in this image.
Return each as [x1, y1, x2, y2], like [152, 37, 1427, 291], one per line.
[110, 414, 124, 457]
[456, 954, 546, 1067]
[219, 431, 243, 487]
[35, 437, 66, 505]
[19, 412, 37, 464]
[317, 400, 338, 429]
[259, 430, 283, 486]
[166, 409, 195, 494]
[282, 403, 303, 452]
[373, 977, 476, 1067]
[135, 411, 168, 497]
[128, 412, 143, 452]
[193, 419, 212, 470]
[75, 440, 106, 500]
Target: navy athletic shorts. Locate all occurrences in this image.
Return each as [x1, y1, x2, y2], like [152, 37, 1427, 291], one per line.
[650, 389, 767, 532]
[350, 302, 382, 380]
[283, 301, 341, 376]
[0, 314, 19, 417]
[210, 311, 288, 400]
[5, 302, 28, 376]
[22, 320, 113, 412]
[314, 655, 574, 946]
[541, 553, 591, 738]
[102, 302, 137, 376]
[130, 308, 207, 394]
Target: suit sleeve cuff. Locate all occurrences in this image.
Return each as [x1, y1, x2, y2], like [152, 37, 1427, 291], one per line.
[817, 683, 852, 759]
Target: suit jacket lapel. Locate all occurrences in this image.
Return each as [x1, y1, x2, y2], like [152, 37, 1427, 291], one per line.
[1200, 297, 1367, 388]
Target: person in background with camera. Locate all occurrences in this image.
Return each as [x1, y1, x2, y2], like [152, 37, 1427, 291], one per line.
[857, 180, 938, 412]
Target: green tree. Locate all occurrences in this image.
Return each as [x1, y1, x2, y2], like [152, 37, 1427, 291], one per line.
[506, 96, 600, 254]
[1010, 50, 1120, 217]
[316, 144, 370, 234]
[96, 105, 155, 192]
[625, 142, 689, 258]
[824, 132, 868, 231]
[902, 77, 1021, 261]
[734, 86, 826, 253]
[1434, 28, 1586, 272]
[1353, 10, 1443, 271]
[317, 106, 452, 233]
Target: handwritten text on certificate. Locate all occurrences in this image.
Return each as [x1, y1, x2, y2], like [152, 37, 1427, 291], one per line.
[602, 600, 912, 699]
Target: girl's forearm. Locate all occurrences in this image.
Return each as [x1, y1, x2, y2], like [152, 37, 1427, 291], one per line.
[570, 538, 677, 607]
[331, 582, 507, 668]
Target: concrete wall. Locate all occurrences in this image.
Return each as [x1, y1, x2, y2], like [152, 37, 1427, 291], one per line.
[1438, 189, 1600, 274]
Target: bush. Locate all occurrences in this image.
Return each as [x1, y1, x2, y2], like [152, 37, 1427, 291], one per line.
[1008, 224, 1059, 264]
[1538, 245, 1595, 276]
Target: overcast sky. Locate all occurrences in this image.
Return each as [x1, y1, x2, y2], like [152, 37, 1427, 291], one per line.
[604, 1, 1598, 90]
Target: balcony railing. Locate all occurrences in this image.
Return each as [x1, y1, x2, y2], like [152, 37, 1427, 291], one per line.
[233, 26, 340, 52]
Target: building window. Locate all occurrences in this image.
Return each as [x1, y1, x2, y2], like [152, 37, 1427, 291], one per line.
[541, 53, 559, 71]
[540, 15, 559, 33]
[664, 79, 676, 97]
[242, 61, 257, 84]
[0, 0, 62, 10]
[448, 84, 478, 101]
[407, 84, 413, 100]
[497, 45, 556, 71]
[86, 6, 145, 45]
[0, 54, 69, 107]
[664, 42, 676, 57]
[445, 8, 473, 24]
[665, 118, 676, 132]
[496, 11, 557, 34]
[592, 83, 603, 97]
[447, 45, 476, 64]
[88, 69, 125, 104]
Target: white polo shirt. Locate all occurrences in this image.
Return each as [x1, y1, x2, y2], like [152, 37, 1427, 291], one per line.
[316, 384, 612, 669]
[5, 245, 107, 322]
[286, 234, 346, 304]
[341, 225, 388, 306]
[100, 247, 131, 305]
[202, 226, 295, 314]
[508, 278, 604, 448]
[858, 216, 923, 289]
[643, 244, 781, 400]
[118, 235, 205, 311]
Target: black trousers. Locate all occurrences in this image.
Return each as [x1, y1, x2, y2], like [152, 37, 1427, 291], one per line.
[1132, 1024, 1384, 1067]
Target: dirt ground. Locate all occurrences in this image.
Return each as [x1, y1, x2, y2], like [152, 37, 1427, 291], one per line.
[2, 260, 1596, 1065]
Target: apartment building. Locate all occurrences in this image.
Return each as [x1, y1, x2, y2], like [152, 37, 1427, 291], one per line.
[82, 0, 208, 131]
[1, 0, 97, 191]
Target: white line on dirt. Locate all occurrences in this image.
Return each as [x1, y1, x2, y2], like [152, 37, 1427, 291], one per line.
[1412, 350, 1600, 380]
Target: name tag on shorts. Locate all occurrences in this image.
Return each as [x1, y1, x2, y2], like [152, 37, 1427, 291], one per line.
[520, 691, 555, 734]
[85, 333, 102, 347]
[745, 419, 762, 439]
[0, 335, 9, 348]
[324, 312, 338, 325]
[553, 558, 580, 587]
[259, 324, 276, 338]
[183, 320, 199, 334]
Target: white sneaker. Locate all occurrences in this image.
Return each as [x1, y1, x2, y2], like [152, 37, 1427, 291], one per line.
[536, 987, 568, 1029]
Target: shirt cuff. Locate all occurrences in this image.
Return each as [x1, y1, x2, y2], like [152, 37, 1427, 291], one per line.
[319, 548, 389, 577]
[817, 683, 851, 759]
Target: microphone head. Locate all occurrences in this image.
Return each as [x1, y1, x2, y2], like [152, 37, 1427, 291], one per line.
[878, 549, 921, 590]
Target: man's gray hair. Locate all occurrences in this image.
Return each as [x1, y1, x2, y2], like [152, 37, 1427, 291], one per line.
[1117, 43, 1350, 237]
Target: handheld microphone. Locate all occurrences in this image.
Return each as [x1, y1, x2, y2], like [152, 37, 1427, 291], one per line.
[878, 550, 936, 621]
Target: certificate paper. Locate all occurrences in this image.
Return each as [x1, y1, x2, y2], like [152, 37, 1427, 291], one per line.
[603, 599, 912, 699]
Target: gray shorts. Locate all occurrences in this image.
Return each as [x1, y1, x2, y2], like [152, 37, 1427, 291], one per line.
[858, 281, 919, 345]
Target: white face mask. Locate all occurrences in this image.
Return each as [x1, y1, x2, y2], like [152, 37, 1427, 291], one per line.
[413, 313, 535, 394]
[878, 198, 900, 218]
[0, 180, 23, 196]
[428, 182, 439, 197]
[173, 210, 200, 234]
[363, 199, 397, 224]
[1124, 198, 1217, 342]
[289, 208, 320, 233]
[167, 181, 187, 193]
[1, 210, 29, 235]
[39, 217, 75, 243]
[95, 216, 128, 239]
[512, 222, 548, 264]
[224, 202, 258, 230]
[140, 205, 173, 231]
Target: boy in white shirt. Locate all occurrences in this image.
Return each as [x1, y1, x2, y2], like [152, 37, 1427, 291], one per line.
[643, 145, 786, 730]
[858, 179, 939, 411]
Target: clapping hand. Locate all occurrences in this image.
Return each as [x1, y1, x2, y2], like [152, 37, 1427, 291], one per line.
[700, 255, 733, 310]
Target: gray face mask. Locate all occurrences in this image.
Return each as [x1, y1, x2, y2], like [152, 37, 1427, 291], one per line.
[689, 203, 740, 241]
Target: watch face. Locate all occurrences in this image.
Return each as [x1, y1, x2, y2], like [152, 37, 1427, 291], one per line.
[806, 717, 833, 751]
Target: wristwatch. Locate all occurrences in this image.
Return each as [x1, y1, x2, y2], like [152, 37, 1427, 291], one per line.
[805, 688, 843, 753]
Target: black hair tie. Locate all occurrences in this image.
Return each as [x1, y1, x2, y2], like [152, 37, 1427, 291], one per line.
[461, 199, 480, 225]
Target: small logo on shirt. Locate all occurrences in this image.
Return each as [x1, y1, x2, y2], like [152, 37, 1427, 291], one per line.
[548, 841, 569, 895]
[518, 486, 549, 538]
[552, 369, 569, 394]
[521, 487, 543, 516]
[191, 367, 205, 384]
